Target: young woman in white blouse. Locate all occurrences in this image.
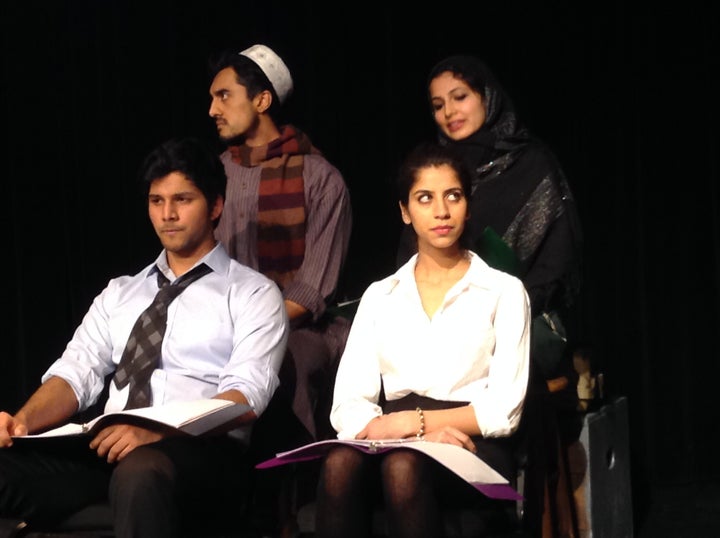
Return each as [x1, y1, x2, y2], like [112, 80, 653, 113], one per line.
[315, 142, 531, 538]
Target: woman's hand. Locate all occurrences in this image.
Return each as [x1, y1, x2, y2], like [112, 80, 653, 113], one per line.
[357, 413, 477, 453]
[424, 426, 477, 453]
[356, 410, 420, 440]
[356, 412, 477, 451]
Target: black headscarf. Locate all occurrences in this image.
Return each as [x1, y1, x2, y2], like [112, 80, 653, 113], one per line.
[429, 55, 531, 157]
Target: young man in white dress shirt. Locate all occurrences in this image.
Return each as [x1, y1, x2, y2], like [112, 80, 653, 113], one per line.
[0, 137, 289, 538]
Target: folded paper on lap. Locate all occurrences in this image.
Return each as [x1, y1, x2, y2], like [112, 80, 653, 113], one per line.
[256, 438, 522, 501]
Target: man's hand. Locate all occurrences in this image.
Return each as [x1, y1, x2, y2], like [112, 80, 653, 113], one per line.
[89, 424, 165, 463]
[0, 412, 28, 448]
[0, 377, 80, 448]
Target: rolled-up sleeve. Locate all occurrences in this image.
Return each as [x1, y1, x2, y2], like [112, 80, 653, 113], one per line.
[282, 156, 352, 320]
[42, 277, 132, 411]
[220, 279, 288, 416]
[469, 277, 530, 437]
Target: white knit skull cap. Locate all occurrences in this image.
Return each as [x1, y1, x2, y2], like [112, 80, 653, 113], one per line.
[239, 44, 294, 105]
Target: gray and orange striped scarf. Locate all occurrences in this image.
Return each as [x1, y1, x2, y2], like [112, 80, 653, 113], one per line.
[229, 125, 320, 290]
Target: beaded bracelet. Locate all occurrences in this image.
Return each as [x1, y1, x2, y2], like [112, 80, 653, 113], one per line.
[415, 407, 425, 440]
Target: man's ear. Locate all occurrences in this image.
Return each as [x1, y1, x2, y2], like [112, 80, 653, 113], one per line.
[211, 196, 224, 222]
[255, 90, 273, 114]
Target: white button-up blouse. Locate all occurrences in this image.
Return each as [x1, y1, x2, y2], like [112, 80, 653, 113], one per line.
[330, 251, 530, 440]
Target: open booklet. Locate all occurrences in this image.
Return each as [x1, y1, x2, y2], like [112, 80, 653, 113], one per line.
[13, 398, 253, 439]
[256, 438, 522, 501]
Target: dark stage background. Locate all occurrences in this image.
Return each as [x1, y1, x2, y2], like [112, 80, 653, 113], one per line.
[3, 2, 719, 534]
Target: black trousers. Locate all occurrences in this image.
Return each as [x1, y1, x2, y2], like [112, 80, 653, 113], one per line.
[0, 434, 250, 538]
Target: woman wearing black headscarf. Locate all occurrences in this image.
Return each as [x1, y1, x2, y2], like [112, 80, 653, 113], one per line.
[396, 55, 584, 536]
[397, 55, 582, 323]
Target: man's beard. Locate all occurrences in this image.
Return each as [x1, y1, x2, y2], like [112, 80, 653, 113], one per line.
[220, 133, 247, 147]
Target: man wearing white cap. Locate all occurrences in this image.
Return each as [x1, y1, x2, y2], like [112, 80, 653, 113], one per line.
[208, 44, 352, 451]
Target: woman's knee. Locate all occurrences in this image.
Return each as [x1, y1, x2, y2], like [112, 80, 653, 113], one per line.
[319, 446, 365, 493]
[381, 449, 424, 480]
[380, 450, 428, 504]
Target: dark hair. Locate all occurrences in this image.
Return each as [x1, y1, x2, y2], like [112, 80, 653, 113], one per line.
[208, 48, 283, 119]
[427, 56, 488, 101]
[396, 142, 473, 250]
[139, 137, 227, 228]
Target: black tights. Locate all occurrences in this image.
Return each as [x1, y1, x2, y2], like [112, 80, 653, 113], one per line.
[315, 446, 444, 538]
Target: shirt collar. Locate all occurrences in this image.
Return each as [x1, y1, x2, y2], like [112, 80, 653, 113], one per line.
[150, 242, 228, 282]
[380, 250, 495, 296]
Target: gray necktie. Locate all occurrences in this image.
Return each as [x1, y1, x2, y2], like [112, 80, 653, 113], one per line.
[113, 263, 212, 409]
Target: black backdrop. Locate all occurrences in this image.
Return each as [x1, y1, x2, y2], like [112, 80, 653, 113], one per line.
[3, 2, 719, 532]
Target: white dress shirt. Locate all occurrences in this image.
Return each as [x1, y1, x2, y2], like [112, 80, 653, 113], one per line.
[43, 242, 289, 441]
[330, 251, 530, 439]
